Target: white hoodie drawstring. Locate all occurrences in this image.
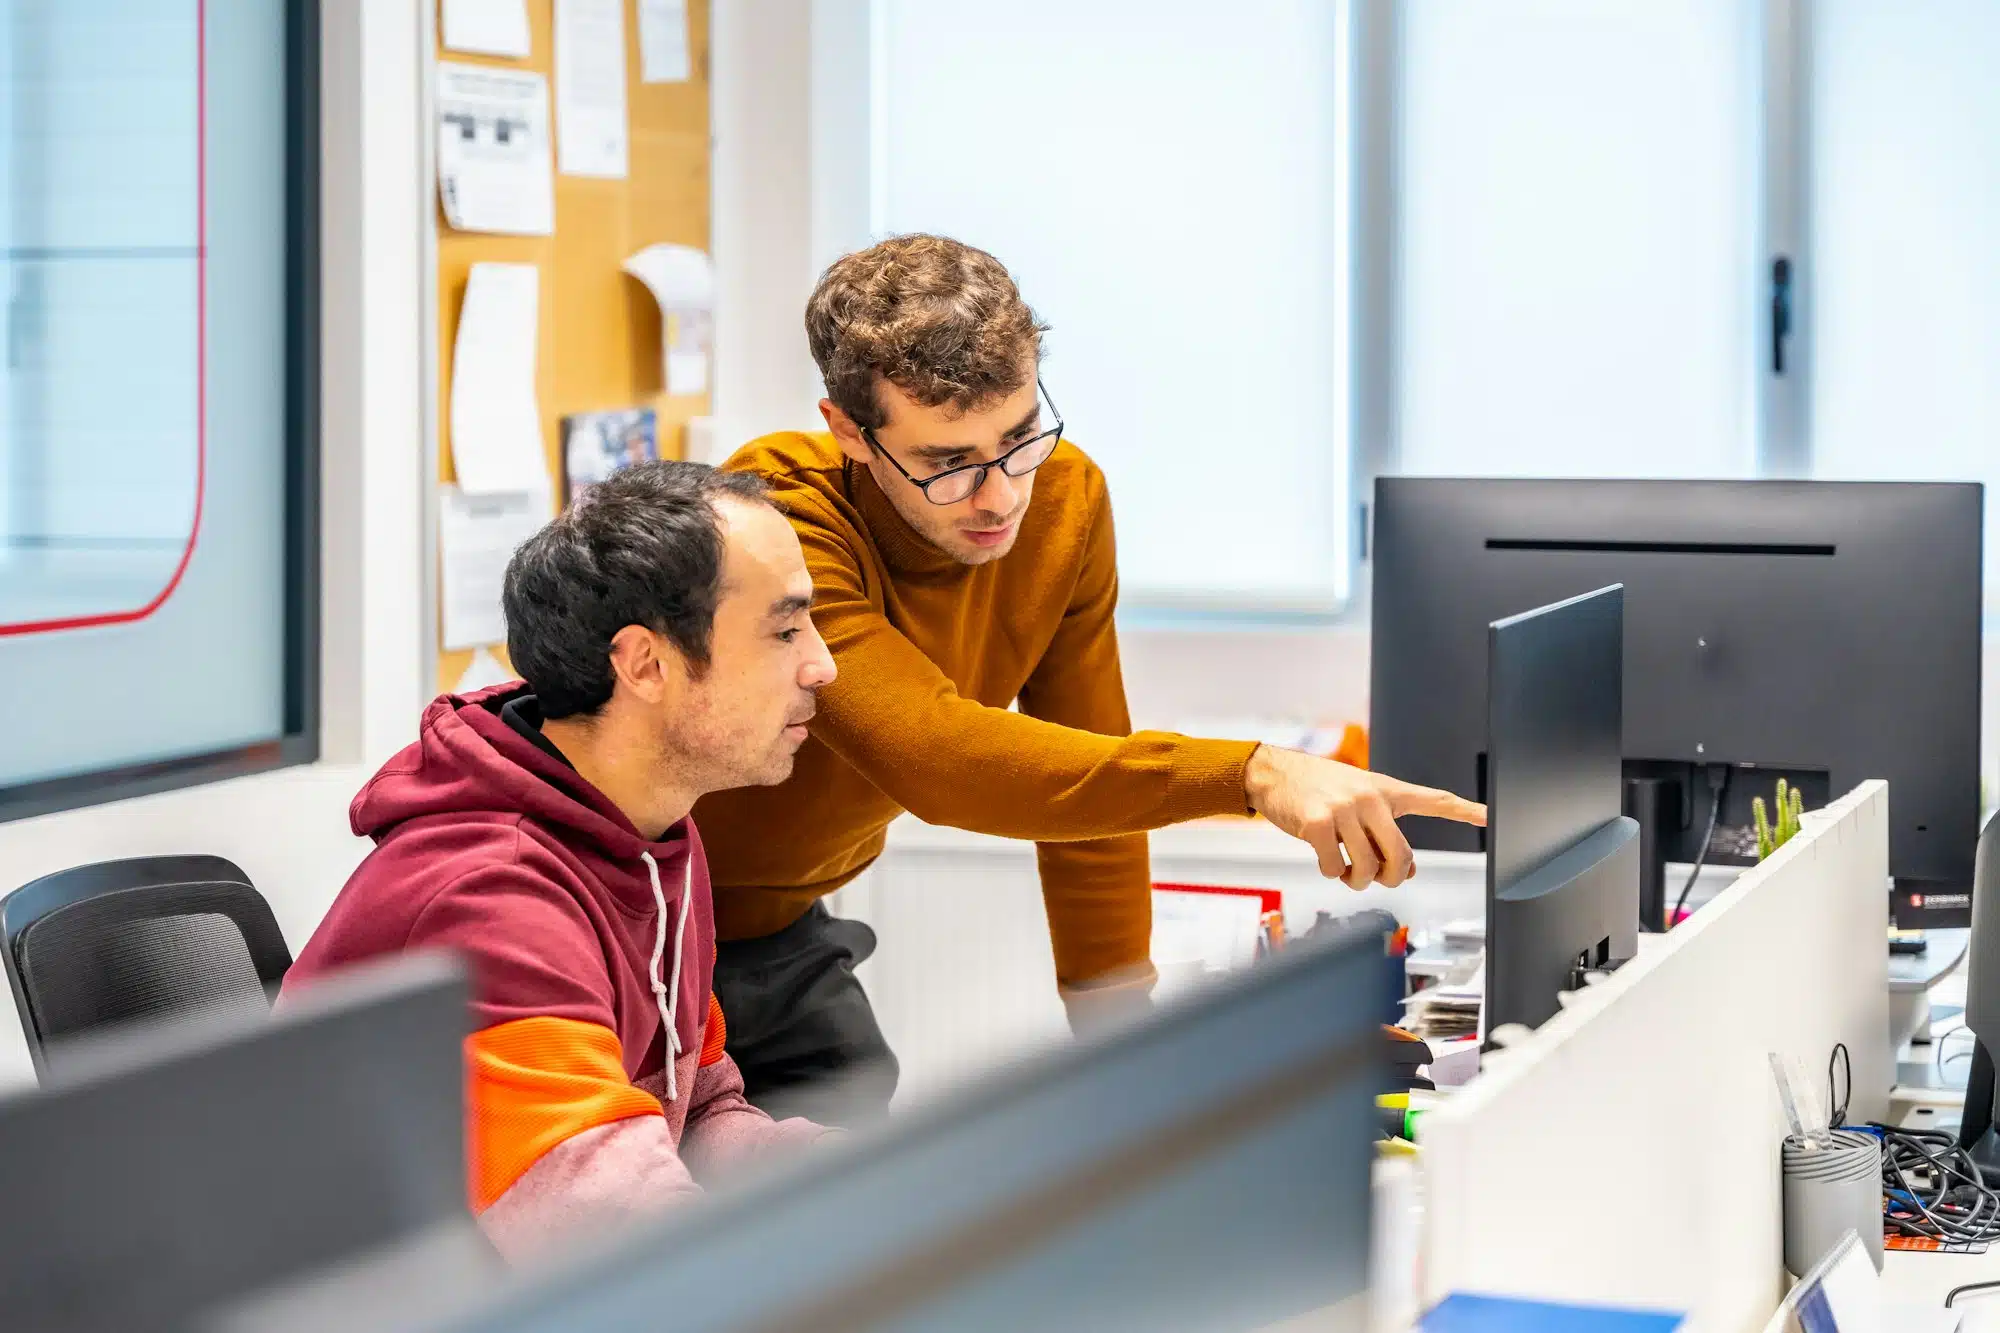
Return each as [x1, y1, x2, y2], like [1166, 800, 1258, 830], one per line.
[642, 849, 693, 1101]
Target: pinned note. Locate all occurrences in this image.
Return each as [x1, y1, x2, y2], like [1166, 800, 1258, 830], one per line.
[450, 263, 549, 495]
[639, 0, 692, 83]
[436, 64, 554, 235]
[622, 244, 715, 396]
[562, 407, 659, 503]
[440, 487, 552, 651]
[554, 0, 629, 178]
[442, 0, 530, 58]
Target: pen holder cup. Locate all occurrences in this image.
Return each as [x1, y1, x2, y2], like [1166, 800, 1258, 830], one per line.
[1781, 1131, 1883, 1276]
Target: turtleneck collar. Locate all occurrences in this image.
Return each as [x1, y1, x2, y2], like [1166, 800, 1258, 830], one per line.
[846, 456, 969, 579]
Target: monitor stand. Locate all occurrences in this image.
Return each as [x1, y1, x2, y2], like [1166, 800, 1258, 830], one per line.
[1953, 812, 2000, 1174]
[1624, 775, 1679, 934]
[1961, 1043, 2000, 1182]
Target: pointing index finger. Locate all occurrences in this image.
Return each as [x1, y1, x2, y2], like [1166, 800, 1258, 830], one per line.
[1384, 780, 1488, 827]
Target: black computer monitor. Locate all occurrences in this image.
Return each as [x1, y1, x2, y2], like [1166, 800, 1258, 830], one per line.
[1371, 477, 1983, 931]
[0, 953, 478, 1333]
[1957, 810, 2000, 1171]
[1485, 585, 1640, 1035]
[223, 926, 1393, 1333]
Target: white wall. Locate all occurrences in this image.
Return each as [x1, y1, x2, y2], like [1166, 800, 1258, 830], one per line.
[708, 0, 823, 458]
[319, 0, 430, 766]
[0, 0, 431, 1091]
[1119, 623, 1368, 732]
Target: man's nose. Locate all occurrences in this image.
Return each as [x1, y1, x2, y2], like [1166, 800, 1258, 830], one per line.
[974, 463, 1019, 512]
[802, 629, 837, 687]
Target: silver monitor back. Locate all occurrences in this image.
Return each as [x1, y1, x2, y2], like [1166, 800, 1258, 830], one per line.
[0, 953, 475, 1333]
[234, 927, 1393, 1333]
[1486, 585, 1640, 1034]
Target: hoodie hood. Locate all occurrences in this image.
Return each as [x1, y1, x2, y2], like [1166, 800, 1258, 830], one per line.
[354, 684, 666, 863]
[332, 683, 711, 1085]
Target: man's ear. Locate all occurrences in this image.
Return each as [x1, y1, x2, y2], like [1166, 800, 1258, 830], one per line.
[820, 398, 873, 467]
[606, 625, 675, 704]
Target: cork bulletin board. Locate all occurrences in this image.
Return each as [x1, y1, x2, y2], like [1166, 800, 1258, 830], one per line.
[433, 0, 712, 692]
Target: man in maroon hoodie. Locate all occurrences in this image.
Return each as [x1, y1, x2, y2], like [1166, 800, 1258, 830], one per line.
[285, 461, 839, 1259]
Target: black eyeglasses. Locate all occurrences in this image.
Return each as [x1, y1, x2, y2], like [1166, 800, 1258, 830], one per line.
[860, 381, 1063, 506]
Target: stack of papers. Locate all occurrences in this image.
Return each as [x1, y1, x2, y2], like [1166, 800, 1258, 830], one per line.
[1404, 958, 1484, 1043]
[1439, 918, 1487, 952]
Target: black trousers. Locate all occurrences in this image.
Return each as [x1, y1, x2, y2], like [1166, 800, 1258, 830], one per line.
[713, 903, 900, 1128]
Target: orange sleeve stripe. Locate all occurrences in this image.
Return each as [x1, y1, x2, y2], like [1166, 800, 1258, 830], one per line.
[466, 1015, 663, 1212]
[699, 992, 727, 1067]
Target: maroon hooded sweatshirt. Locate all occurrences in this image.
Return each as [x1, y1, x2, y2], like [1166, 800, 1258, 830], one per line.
[284, 684, 826, 1259]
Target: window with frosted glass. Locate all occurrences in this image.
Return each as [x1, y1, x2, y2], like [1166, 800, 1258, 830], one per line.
[1395, 0, 1761, 480]
[0, 0, 315, 817]
[1810, 0, 2000, 608]
[873, 0, 1348, 610]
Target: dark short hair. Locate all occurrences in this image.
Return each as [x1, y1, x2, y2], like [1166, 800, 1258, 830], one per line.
[502, 461, 773, 719]
[805, 233, 1048, 431]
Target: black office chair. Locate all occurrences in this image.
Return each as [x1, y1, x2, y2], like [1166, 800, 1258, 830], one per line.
[0, 855, 293, 1078]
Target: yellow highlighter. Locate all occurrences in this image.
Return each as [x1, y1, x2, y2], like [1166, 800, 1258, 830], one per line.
[1376, 1092, 1427, 1144]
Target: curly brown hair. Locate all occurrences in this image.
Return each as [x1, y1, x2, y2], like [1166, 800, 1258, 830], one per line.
[805, 234, 1048, 431]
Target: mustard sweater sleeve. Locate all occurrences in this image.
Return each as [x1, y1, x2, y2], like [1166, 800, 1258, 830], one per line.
[1016, 487, 1164, 985]
[797, 509, 1257, 849]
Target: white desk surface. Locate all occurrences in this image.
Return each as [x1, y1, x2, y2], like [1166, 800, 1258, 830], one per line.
[1886, 1248, 2000, 1330]
[1894, 929, 1974, 994]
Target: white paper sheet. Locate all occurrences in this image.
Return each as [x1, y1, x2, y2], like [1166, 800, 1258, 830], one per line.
[454, 645, 519, 693]
[1150, 888, 1266, 976]
[639, 0, 692, 82]
[554, 0, 629, 178]
[436, 64, 554, 235]
[621, 243, 714, 395]
[450, 263, 550, 495]
[442, 0, 530, 58]
[440, 487, 552, 651]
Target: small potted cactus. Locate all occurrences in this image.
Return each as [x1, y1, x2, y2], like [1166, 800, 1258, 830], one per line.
[1753, 778, 1807, 860]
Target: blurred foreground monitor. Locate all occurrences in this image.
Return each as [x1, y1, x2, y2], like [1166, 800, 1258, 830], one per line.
[227, 925, 1391, 1333]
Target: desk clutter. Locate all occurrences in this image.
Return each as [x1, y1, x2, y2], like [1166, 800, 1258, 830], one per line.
[1402, 918, 1486, 1044]
[1152, 889, 1486, 1095]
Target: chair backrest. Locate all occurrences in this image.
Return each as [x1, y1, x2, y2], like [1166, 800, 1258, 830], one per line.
[1, 856, 293, 1077]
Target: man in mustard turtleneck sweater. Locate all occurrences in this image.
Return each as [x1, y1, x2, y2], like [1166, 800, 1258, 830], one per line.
[696, 234, 1483, 1125]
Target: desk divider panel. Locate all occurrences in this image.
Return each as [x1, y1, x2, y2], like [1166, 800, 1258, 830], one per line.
[1421, 780, 1892, 1331]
